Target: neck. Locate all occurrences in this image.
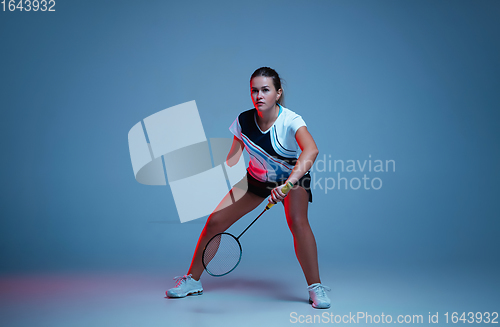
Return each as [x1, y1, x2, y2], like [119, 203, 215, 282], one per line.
[256, 104, 280, 132]
[256, 103, 280, 124]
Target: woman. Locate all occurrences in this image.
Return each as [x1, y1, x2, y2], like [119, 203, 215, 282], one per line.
[166, 67, 330, 309]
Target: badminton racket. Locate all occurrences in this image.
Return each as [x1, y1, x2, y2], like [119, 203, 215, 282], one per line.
[202, 181, 294, 277]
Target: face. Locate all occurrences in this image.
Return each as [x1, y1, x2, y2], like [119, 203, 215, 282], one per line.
[250, 76, 282, 112]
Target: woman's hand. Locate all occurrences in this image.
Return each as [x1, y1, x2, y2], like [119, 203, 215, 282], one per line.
[269, 183, 290, 204]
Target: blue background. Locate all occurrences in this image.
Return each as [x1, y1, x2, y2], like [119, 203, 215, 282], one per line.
[1, 0, 498, 301]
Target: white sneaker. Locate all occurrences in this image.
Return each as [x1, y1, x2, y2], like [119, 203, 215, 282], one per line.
[166, 274, 203, 298]
[307, 283, 331, 309]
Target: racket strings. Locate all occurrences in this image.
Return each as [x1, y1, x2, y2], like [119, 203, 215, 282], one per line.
[203, 233, 242, 276]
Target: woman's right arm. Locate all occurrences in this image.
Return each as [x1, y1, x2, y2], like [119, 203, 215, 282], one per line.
[226, 136, 244, 167]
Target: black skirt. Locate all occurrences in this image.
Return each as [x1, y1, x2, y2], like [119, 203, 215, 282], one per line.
[235, 171, 313, 203]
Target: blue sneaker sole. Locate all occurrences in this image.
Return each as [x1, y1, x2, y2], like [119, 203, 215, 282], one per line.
[166, 290, 203, 298]
[309, 297, 331, 309]
[187, 290, 203, 296]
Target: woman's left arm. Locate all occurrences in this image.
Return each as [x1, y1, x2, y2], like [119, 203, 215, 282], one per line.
[286, 126, 319, 184]
[269, 126, 319, 203]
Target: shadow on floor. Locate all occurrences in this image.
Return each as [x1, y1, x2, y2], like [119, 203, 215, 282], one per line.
[202, 277, 308, 303]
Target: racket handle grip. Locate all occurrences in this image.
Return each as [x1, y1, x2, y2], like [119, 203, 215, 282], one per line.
[266, 181, 294, 210]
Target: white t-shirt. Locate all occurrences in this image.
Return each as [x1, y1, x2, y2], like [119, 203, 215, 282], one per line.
[229, 104, 306, 182]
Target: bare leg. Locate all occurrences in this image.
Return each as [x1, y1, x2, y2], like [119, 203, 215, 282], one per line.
[283, 186, 321, 285]
[187, 186, 264, 280]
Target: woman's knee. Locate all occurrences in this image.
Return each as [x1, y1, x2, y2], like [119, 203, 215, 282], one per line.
[286, 213, 310, 234]
[204, 212, 230, 235]
[204, 220, 222, 236]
